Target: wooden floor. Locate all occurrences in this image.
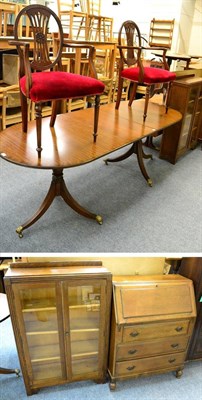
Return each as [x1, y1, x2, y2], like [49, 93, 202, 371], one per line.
[0, 99, 181, 170]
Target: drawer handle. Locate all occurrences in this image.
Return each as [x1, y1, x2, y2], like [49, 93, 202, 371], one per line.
[171, 343, 179, 349]
[130, 331, 139, 337]
[127, 365, 136, 371]
[169, 358, 176, 364]
[175, 326, 183, 332]
[128, 349, 137, 355]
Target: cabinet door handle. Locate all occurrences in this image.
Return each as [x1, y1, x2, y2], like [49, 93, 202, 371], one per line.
[127, 365, 136, 371]
[65, 331, 69, 336]
[130, 331, 139, 337]
[169, 358, 176, 363]
[175, 326, 183, 332]
[171, 343, 179, 349]
[128, 349, 137, 355]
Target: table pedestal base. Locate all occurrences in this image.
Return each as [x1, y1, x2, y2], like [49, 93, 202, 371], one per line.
[16, 168, 102, 238]
[104, 140, 153, 187]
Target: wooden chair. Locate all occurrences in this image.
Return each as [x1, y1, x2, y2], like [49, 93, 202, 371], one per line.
[0, 1, 18, 36]
[0, 84, 23, 131]
[115, 20, 176, 121]
[0, 293, 20, 377]
[86, 0, 113, 41]
[57, 0, 88, 40]
[10, 4, 105, 155]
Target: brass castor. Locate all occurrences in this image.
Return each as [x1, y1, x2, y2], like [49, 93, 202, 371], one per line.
[147, 178, 153, 187]
[109, 381, 116, 391]
[15, 369, 20, 377]
[96, 215, 103, 225]
[176, 369, 183, 379]
[16, 226, 23, 238]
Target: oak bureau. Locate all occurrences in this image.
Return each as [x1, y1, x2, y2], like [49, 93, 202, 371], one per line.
[108, 274, 196, 390]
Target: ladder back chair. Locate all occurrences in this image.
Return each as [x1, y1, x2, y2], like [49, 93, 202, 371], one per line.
[10, 4, 105, 155]
[86, 0, 113, 41]
[115, 20, 176, 121]
[57, 0, 88, 40]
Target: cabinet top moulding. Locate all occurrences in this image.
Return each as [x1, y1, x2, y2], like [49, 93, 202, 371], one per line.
[5, 261, 111, 281]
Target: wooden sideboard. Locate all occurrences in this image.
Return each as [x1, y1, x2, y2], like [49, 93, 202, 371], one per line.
[108, 274, 196, 390]
[4, 262, 112, 395]
[160, 76, 202, 163]
[178, 257, 202, 361]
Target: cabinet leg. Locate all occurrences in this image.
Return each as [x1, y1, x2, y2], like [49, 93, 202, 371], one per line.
[176, 369, 183, 379]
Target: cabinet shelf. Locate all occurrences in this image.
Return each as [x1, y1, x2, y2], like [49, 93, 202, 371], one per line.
[31, 356, 60, 363]
[71, 328, 99, 333]
[27, 330, 58, 335]
[22, 307, 56, 312]
[72, 351, 98, 360]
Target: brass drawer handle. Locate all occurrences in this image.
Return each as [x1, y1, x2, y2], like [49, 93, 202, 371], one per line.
[171, 343, 179, 349]
[130, 331, 139, 337]
[128, 349, 137, 355]
[175, 326, 183, 332]
[169, 358, 176, 363]
[127, 365, 136, 371]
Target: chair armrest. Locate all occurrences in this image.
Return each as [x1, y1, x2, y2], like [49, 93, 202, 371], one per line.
[142, 47, 169, 69]
[9, 40, 32, 96]
[62, 41, 97, 78]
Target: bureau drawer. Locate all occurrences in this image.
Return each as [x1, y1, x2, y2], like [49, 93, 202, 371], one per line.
[116, 352, 185, 376]
[123, 320, 190, 342]
[117, 336, 189, 361]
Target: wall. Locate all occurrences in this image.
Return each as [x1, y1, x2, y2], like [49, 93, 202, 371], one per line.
[20, 256, 165, 275]
[188, 0, 202, 55]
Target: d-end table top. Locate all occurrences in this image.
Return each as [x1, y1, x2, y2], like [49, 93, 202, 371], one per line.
[0, 99, 181, 170]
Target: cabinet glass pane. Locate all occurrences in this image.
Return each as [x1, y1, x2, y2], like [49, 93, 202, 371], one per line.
[68, 285, 101, 376]
[19, 286, 63, 381]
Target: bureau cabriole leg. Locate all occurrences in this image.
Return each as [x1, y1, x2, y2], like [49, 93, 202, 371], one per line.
[176, 368, 184, 378]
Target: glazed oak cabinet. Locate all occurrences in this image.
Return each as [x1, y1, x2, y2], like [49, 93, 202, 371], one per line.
[160, 76, 202, 164]
[178, 257, 202, 361]
[4, 263, 112, 395]
[108, 275, 196, 390]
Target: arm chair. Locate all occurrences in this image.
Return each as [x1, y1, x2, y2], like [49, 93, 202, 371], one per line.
[10, 4, 105, 155]
[115, 20, 176, 121]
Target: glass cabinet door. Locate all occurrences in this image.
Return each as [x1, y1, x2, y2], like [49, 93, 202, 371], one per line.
[14, 284, 65, 382]
[64, 281, 104, 377]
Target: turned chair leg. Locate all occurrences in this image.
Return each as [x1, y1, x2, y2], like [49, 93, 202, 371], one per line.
[143, 86, 150, 122]
[128, 82, 138, 107]
[20, 91, 28, 133]
[35, 102, 43, 154]
[93, 95, 100, 143]
[50, 100, 58, 127]
[165, 82, 172, 114]
[115, 76, 124, 110]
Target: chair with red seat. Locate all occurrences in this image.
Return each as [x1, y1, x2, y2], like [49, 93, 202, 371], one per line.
[10, 4, 105, 155]
[115, 20, 176, 121]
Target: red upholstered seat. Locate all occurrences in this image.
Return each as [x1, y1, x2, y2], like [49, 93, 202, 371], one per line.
[20, 72, 105, 102]
[121, 67, 176, 85]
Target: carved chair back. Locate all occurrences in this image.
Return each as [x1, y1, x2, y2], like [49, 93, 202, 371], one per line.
[13, 4, 64, 77]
